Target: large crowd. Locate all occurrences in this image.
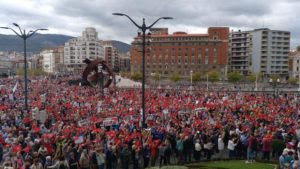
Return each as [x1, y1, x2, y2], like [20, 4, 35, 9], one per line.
[0, 76, 300, 169]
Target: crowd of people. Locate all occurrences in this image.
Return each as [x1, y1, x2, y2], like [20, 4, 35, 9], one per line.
[0, 76, 300, 169]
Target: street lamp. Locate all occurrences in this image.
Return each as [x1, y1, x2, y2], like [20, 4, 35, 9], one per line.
[254, 74, 258, 91]
[298, 75, 300, 92]
[190, 70, 193, 89]
[269, 78, 280, 95]
[206, 74, 209, 91]
[113, 13, 173, 128]
[0, 23, 48, 111]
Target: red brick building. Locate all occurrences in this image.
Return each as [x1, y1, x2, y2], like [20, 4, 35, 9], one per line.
[130, 27, 229, 77]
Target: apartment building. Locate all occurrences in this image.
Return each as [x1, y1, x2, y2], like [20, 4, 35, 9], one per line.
[64, 27, 104, 71]
[229, 28, 290, 77]
[130, 27, 229, 77]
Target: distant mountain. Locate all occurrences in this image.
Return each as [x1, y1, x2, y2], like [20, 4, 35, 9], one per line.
[0, 34, 131, 53]
[0, 33, 73, 52]
[111, 40, 131, 53]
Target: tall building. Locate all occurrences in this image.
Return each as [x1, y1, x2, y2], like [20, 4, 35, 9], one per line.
[64, 27, 104, 71]
[229, 28, 290, 77]
[40, 46, 64, 73]
[229, 30, 252, 75]
[289, 47, 300, 78]
[119, 52, 131, 72]
[102, 40, 120, 72]
[130, 27, 229, 77]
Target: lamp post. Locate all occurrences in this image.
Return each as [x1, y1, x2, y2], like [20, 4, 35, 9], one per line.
[113, 13, 173, 128]
[190, 70, 193, 89]
[206, 74, 209, 91]
[298, 75, 300, 92]
[158, 73, 161, 89]
[254, 74, 258, 91]
[0, 23, 47, 111]
[269, 78, 280, 96]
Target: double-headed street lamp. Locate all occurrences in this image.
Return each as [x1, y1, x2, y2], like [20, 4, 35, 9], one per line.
[0, 23, 48, 111]
[269, 78, 280, 95]
[113, 13, 173, 128]
[190, 70, 193, 89]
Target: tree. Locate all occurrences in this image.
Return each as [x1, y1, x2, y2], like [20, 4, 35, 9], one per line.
[207, 70, 220, 83]
[151, 72, 160, 82]
[288, 77, 298, 85]
[192, 72, 201, 83]
[130, 72, 142, 81]
[246, 73, 262, 83]
[16, 68, 47, 76]
[246, 74, 256, 83]
[227, 71, 242, 83]
[169, 72, 181, 83]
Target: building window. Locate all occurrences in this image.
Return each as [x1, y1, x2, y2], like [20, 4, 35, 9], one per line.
[205, 56, 208, 64]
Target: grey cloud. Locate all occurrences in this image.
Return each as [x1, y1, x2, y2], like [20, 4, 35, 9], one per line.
[0, 0, 300, 48]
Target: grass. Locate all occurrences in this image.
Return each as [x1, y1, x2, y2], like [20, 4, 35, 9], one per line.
[147, 166, 188, 169]
[187, 160, 277, 169]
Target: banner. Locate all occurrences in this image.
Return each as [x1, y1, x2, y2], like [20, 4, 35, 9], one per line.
[12, 81, 18, 93]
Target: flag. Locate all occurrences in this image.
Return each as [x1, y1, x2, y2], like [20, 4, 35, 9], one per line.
[12, 81, 18, 93]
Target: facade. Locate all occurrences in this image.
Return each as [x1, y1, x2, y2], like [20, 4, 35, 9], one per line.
[119, 52, 131, 72]
[229, 30, 252, 75]
[0, 58, 14, 76]
[229, 28, 290, 77]
[130, 27, 229, 77]
[40, 46, 64, 73]
[289, 48, 300, 78]
[103, 40, 120, 72]
[64, 27, 104, 71]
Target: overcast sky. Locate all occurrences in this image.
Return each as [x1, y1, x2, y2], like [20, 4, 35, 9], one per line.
[0, 0, 299, 48]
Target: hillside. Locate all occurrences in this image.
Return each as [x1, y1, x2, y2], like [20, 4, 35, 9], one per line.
[0, 33, 73, 52]
[0, 34, 131, 53]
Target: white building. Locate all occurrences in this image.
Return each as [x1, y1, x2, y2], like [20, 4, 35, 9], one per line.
[40, 46, 64, 73]
[289, 49, 300, 78]
[64, 27, 104, 71]
[41, 49, 55, 73]
[229, 28, 290, 78]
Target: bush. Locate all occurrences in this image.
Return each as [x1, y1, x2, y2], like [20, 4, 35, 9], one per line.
[207, 70, 220, 83]
[130, 72, 142, 81]
[227, 71, 242, 83]
[169, 72, 181, 83]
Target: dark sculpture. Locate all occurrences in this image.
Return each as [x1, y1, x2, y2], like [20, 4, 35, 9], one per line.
[68, 58, 114, 91]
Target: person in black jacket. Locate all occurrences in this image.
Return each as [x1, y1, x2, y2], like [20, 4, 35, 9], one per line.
[120, 144, 130, 169]
[143, 143, 150, 168]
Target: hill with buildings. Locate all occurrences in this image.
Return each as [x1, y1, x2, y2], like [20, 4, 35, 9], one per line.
[0, 34, 131, 53]
[0, 33, 73, 52]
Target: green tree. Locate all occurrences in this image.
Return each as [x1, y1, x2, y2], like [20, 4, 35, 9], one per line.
[130, 72, 142, 81]
[207, 70, 220, 83]
[246, 74, 256, 83]
[151, 72, 160, 82]
[227, 71, 242, 83]
[16, 68, 47, 76]
[169, 72, 181, 83]
[288, 77, 298, 85]
[192, 72, 201, 82]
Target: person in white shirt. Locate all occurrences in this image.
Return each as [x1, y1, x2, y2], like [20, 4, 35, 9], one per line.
[218, 134, 225, 159]
[194, 139, 201, 161]
[227, 137, 238, 158]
